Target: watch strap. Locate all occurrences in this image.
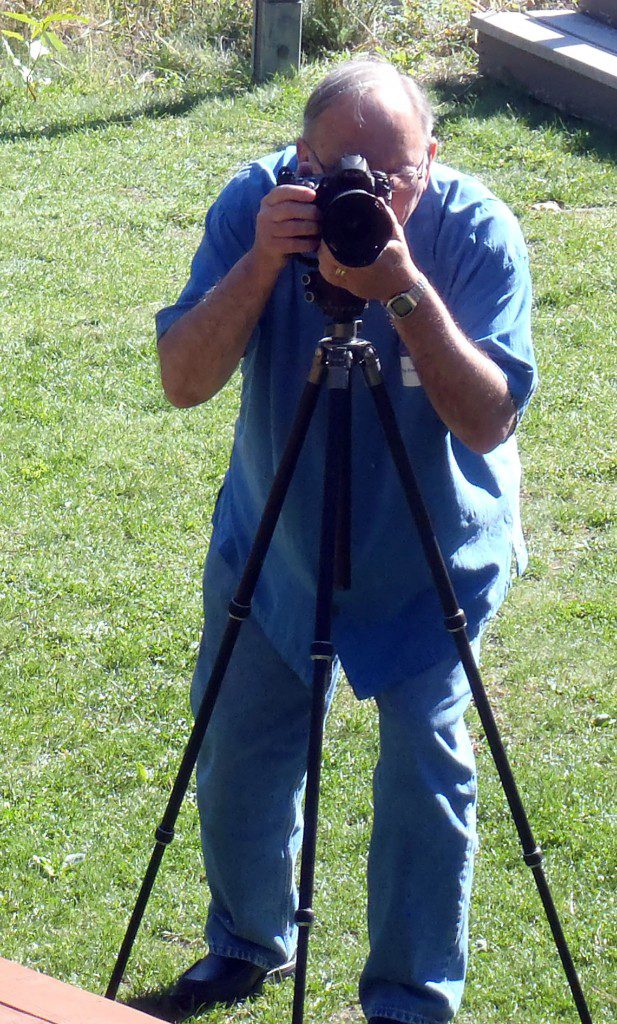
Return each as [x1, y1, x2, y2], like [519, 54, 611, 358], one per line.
[386, 276, 427, 319]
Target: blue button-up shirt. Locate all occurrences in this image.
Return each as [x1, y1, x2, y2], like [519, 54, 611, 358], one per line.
[157, 149, 537, 698]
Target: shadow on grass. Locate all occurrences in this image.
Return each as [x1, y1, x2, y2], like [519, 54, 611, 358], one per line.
[0, 84, 245, 144]
[430, 73, 617, 163]
[120, 982, 180, 1021]
[121, 983, 271, 1022]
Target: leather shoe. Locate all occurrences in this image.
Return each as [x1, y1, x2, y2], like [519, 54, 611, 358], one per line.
[170, 951, 295, 1016]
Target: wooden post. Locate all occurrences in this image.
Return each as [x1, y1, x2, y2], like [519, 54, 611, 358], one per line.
[252, 0, 302, 83]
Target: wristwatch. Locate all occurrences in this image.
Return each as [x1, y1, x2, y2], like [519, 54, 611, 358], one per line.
[385, 276, 427, 319]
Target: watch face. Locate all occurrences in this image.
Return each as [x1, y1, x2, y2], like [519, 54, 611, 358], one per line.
[391, 294, 413, 317]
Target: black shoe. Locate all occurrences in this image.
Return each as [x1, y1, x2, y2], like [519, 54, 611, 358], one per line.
[170, 951, 295, 1016]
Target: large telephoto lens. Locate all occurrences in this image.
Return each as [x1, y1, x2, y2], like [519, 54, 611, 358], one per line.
[322, 190, 392, 267]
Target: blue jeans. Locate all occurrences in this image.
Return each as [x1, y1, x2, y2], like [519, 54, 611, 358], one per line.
[191, 551, 481, 1024]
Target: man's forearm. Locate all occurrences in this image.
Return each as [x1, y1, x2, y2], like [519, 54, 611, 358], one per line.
[317, 223, 518, 454]
[158, 248, 281, 407]
[395, 282, 517, 454]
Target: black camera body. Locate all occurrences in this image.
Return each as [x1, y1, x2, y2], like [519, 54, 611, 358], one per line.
[277, 155, 393, 268]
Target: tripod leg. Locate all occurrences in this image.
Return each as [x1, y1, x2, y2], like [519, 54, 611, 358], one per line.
[360, 352, 592, 1024]
[334, 375, 352, 590]
[292, 356, 351, 1024]
[106, 352, 326, 1001]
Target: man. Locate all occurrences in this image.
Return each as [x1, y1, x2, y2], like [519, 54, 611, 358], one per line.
[156, 59, 537, 1023]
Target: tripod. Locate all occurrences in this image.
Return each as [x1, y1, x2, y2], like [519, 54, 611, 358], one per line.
[106, 300, 592, 1023]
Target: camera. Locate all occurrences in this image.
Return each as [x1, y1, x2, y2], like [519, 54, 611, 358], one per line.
[276, 155, 393, 268]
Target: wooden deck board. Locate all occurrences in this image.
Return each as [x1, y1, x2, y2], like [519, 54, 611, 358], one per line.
[0, 1008, 52, 1024]
[471, 10, 617, 85]
[0, 959, 159, 1024]
[471, 8, 617, 127]
[579, 0, 617, 30]
[532, 9, 617, 50]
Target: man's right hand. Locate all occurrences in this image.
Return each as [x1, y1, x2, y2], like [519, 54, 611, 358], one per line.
[252, 184, 322, 272]
[158, 184, 321, 408]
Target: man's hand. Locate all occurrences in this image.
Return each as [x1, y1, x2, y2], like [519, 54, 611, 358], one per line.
[159, 182, 323, 408]
[317, 201, 516, 452]
[317, 203, 420, 302]
[252, 184, 322, 273]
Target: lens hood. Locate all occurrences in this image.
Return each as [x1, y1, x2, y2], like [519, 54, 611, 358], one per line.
[322, 190, 392, 267]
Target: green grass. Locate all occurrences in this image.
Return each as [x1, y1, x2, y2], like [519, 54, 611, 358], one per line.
[1, 43, 616, 1024]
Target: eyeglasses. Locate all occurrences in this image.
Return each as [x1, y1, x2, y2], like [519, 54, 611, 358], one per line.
[303, 143, 429, 193]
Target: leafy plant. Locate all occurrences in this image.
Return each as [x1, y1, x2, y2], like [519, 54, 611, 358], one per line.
[302, 0, 389, 55]
[0, 9, 86, 98]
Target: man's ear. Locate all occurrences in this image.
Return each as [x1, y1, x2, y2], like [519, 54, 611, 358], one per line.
[295, 137, 311, 164]
[295, 137, 317, 177]
[426, 137, 438, 178]
[414, 137, 438, 201]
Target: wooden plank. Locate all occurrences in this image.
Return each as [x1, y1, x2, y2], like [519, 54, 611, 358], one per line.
[471, 11, 617, 88]
[579, 0, 617, 29]
[0, 1008, 51, 1024]
[473, 30, 617, 128]
[0, 959, 159, 1024]
[532, 9, 617, 51]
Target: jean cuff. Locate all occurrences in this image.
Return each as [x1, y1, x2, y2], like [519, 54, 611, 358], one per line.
[208, 943, 280, 973]
[367, 1007, 449, 1024]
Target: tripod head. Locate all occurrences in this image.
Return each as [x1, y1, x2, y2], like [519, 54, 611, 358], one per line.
[300, 262, 367, 327]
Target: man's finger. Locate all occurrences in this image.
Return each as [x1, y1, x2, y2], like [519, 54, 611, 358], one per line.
[270, 219, 321, 238]
[263, 184, 316, 206]
[285, 237, 320, 254]
[266, 201, 321, 224]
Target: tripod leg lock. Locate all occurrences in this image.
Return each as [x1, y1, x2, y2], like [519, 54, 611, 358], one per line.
[155, 825, 175, 846]
[523, 845, 544, 868]
[310, 640, 335, 662]
[444, 609, 467, 633]
[228, 598, 251, 620]
[295, 908, 315, 928]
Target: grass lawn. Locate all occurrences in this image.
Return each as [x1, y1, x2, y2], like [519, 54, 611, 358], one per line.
[1, 42, 616, 1024]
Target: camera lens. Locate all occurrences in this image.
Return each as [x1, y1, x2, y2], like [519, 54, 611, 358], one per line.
[322, 191, 392, 267]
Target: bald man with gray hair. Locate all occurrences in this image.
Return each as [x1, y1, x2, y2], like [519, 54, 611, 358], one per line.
[157, 57, 537, 1023]
[303, 60, 435, 140]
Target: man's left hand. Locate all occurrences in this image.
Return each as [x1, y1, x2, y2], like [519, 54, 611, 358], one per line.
[317, 204, 421, 303]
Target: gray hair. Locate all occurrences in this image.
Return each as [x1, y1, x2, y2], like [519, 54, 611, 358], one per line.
[303, 58, 434, 143]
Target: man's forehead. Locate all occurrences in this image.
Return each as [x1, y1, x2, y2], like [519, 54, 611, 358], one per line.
[307, 85, 425, 157]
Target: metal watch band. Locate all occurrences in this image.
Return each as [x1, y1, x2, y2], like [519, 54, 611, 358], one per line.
[385, 276, 427, 319]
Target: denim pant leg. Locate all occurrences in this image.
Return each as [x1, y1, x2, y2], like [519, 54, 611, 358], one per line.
[191, 551, 339, 970]
[359, 639, 481, 1024]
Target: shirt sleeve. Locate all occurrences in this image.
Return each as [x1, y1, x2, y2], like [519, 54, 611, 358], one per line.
[155, 169, 265, 343]
[439, 203, 538, 421]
